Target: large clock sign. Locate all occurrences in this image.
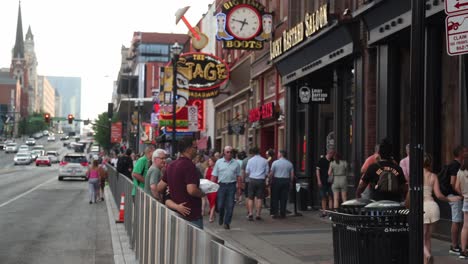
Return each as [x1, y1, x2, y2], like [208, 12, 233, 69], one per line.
[216, 0, 272, 50]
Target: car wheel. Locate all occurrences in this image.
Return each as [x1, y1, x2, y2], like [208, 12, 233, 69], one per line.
[48, 164, 51, 167]
[58, 177, 63, 181]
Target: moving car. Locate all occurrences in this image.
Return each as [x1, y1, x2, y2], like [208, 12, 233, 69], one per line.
[18, 145, 29, 152]
[25, 138, 36, 146]
[47, 135, 56, 142]
[60, 135, 69, 141]
[14, 152, 33, 165]
[33, 132, 43, 139]
[30, 149, 42, 160]
[46, 151, 59, 163]
[58, 153, 89, 181]
[5, 143, 18, 153]
[36, 156, 51, 166]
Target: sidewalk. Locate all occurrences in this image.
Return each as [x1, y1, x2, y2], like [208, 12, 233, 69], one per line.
[204, 200, 465, 264]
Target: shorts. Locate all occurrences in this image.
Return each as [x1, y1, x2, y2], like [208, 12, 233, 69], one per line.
[244, 182, 249, 198]
[449, 195, 463, 223]
[463, 199, 468, 213]
[320, 184, 333, 199]
[423, 200, 440, 224]
[331, 176, 347, 193]
[248, 178, 265, 199]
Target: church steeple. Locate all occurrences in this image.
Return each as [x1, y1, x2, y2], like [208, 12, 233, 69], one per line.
[12, 1, 24, 59]
[26, 25, 33, 41]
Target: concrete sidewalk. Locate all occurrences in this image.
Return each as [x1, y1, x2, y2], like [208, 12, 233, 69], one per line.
[204, 200, 465, 264]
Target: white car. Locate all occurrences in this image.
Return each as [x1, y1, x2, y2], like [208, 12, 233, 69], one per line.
[46, 151, 59, 163]
[18, 145, 29, 152]
[58, 153, 89, 181]
[14, 152, 32, 165]
[47, 136, 56, 142]
[5, 143, 18, 153]
[25, 138, 36, 146]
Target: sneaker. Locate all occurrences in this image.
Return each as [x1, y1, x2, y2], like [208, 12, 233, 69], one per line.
[223, 224, 230, 230]
[247, 215, 254, 221]
[450, 246, 462, 255]
[459, 251, 468, 259]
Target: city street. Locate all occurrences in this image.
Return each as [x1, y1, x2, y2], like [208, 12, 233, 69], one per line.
[0, 139, 113, 264]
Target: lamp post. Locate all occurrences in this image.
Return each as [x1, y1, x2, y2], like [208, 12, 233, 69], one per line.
[171, 42, 182, 156]
[134, 99, 144, 153]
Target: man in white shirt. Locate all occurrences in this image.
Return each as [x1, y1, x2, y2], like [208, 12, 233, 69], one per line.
[245, 146, 269, 220]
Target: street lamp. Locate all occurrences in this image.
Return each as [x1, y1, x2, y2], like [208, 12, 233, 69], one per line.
[171, 42, 182, 156]
[135, 99, 144, 153]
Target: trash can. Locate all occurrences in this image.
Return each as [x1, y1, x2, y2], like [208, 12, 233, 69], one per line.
[340, 198, 374, 214]
[295, 182, 309, 211]
[329, 200, 409, 264]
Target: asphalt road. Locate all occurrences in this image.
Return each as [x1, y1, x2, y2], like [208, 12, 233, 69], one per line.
[0, 136, 114, 264]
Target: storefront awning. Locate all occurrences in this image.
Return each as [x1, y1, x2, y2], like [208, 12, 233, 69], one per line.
[274, 22, 354, 85]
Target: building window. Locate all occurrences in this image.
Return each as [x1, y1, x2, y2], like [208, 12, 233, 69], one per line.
[264, 71, 276, 100]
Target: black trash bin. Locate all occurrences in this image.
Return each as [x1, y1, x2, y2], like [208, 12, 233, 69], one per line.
[296, 182, 309, 211]
[329, 200, 409, 264]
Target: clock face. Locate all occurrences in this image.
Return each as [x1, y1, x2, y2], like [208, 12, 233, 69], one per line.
[227, 5, 261, 40]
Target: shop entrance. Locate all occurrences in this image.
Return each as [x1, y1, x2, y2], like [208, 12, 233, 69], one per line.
[260, 125, 275, 158]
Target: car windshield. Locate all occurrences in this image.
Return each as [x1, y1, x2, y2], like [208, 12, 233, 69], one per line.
[27, 138, 34, 141]
[47, 152, 57, 156]
[38, 156, 49, 160]
[32, 146, 44, 150]
[64, 156, 87, 163]
[17, 154, 29, 157]
[7, 143, 16, 146]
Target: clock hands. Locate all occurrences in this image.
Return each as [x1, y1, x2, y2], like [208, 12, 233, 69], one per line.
[231, 18, 249, 31]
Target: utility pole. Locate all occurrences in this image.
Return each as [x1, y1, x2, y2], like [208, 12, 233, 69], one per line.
[409, 0, 425, 263]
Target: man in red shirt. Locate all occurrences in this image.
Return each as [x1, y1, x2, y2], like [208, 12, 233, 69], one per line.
[157, 137, 205, 228]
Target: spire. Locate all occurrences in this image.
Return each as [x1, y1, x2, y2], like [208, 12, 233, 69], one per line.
[12, 1, 24, 59]
[26, 25, 33, 41]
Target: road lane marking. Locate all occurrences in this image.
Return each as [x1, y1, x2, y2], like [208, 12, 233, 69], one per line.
[0, 177, 56, 208]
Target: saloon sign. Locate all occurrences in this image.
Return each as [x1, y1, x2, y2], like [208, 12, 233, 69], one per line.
[216, 0, 272, 50]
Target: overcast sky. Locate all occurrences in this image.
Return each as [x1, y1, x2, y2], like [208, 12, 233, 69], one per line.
[0, 0, 214, 120]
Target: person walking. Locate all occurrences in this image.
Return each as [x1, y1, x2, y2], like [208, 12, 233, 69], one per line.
[245, 146, 269, 221]
[205, 156, 218, 223]
[157, 137, 205, 229]
[316, 149, 335, 217]
[268, 150, 294, 219]
[241, 148, 254, 215]
[98, 159, 108, 201]
[86, 160, 101, 204]
[328, 152, 348, 209]
[144, 149, 167, 200]
[212, 146, 241, 229]
[422, 153, 461, 263]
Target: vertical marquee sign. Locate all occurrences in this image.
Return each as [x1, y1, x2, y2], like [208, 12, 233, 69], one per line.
[216, 0, 273, 50]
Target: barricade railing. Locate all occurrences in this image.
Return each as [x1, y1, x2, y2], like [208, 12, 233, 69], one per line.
[106, 164, 257, 264]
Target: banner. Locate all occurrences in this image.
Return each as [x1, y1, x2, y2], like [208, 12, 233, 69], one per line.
[111, 122, 122, 143]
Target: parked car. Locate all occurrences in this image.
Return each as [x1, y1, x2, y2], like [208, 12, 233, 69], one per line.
[14, 152, 32, 165]
[33, 132, 43, 139]
[63, 140, 71, 147]
[42, 130, 49, 136]
[47, 136, 56, 142]
[5, 143, 18, 153]
[25, 138, 36, 146]
[36, 156, 51, 167]
[60, 135, 69, 141]
[58, 153, 89, 181]
[46, 151, 59, 163]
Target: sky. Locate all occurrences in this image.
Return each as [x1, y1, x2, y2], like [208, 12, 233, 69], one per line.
[0, 0, 214, 120]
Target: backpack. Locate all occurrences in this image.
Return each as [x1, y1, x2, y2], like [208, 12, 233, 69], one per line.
[375, 163, 400, 193]
[437, 165, 451, 196]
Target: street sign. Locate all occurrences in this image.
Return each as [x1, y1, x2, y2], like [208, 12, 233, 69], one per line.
[446, 0, 468, 15]
[187, 106, 198, 132]
[446, 13, 468, 56]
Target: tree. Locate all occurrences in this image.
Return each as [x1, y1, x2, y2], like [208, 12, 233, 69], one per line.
[18, 112, 49, 136]
[92, 112, 118, 151]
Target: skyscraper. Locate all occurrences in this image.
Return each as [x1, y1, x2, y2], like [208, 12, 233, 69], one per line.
[47, 76, 81, 132]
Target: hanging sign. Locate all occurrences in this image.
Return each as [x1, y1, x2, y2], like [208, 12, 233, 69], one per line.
[298, 86, 330, 104]
[216, 0, 272, 50]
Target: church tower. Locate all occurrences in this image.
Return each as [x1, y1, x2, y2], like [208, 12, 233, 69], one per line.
[25, 25, 39, 113]
[10, 1, 29, 117]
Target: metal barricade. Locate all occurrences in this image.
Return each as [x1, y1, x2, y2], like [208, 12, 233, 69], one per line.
[106, 164, 258, 264]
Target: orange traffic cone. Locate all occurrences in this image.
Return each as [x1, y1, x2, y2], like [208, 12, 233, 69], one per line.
[115, 193, 125, 223]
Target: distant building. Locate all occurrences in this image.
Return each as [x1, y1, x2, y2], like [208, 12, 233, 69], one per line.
[0, 71, 21, 137]
[46, 76, 82, 132]
[24, 26, 39, 114]
[37, 76, 55, 116]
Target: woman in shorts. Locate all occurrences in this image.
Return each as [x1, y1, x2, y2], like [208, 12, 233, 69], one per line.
[328, 152, 348, 209]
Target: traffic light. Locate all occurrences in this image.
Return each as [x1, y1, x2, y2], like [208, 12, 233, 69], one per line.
[68, 114, 74, 124]
[44, 113, 50, 124]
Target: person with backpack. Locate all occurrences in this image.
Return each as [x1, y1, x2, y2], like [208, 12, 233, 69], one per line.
[117, 148, 134, 180]
[356, 138, 407, 202]
[439, 145, 466, 255]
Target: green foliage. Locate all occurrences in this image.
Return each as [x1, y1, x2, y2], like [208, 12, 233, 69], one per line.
[92, 112, 119, 151]
[19, 112, 49, 136]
